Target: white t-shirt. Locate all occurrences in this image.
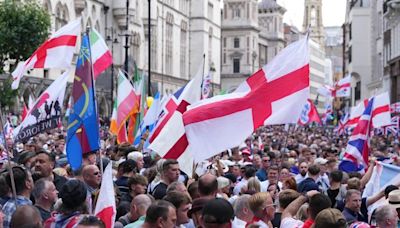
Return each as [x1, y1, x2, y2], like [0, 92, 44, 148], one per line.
[280, 217, 304, 228]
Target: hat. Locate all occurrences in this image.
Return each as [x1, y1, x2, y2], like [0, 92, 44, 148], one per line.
[202, 198, 234, 224]
[220, 159, 235, 167]
[59, 179, 87, 208]
[241, 148, 251, 156]
[388, 189, 400, 209]
[314, 208, 346, 228]
[314, 157, 328, 165]
[217, 176, 230, 189]
[188, 197, 210, 218]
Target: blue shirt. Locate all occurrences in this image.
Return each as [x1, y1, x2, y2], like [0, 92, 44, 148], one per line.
[3, 195, 32, 228]
[256, 169, 268, 182]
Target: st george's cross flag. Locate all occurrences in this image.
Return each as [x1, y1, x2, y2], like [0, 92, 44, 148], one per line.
[148, 67, 203, 176]
[66, 33, 100, 170]
[183, 36, 310, 163]
[339, 98, 374, 173]
[347, 92, 391, 129]
[333, 75, 351, 97]
[11, 19, 81, 90]
[94, 163, 116, 228]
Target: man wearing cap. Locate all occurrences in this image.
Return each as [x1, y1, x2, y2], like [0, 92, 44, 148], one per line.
[388, 189, 400, 221]
[188, 198, 210, 227]
[201, 198, 234, 228]
[314, 157, 330, 192]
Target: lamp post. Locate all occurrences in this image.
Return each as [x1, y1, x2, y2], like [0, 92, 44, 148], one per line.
[148, 0, 152, 96]
[106, 29, 119, 117]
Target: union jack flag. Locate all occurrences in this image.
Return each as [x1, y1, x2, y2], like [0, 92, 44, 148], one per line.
[382, 116, 400, 136]
[339, 98, 374, 173]
[335, 112, 349, 136]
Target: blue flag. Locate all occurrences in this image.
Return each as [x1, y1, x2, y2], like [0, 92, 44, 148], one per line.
[66, 32, 100, 170]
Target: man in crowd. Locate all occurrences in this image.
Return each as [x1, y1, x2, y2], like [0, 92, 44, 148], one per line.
[201, 198, 234, 228]
[151, 159, 180, 200]
[141, 200, 177, 228]
[297, 164, 320, 193]
[116, 194, 152, 228]
[295, 161, 308, 184]
[375, 204, 399, 228]
[342, 189, 367, 224]
[232, 195, 253, 227]
[163, 191, 192, 227]
[256, 154, 270, 181]
[32, 178, 58, 221]
[32, 151, 67, 191]
[248, 192, 275, 227]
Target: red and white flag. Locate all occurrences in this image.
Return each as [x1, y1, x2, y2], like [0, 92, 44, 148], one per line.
[298, 99, 322, 125]
[148, 67, 203, 176]
[347, 92, 391, 129]
[89, 28, 113, 78]
[333, 75, 351, 97]
[11, 19, 81, 90]
[183, 37, 309, 162]
[391, 102, 400, 114]
[95, 163, 116, 228]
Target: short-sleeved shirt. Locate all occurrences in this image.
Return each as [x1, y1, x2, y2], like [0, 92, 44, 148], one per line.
[280, 217, 304, 228]
[151, 182, 168, 200]
[3, 196, 32, 228]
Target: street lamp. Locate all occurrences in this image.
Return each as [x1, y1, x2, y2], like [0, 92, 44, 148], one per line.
[106, 29, 119, 117]
[210, 62, 216, 96]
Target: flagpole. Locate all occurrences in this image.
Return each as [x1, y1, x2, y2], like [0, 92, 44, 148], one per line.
[201, 54, 206, 99]
[87, 27, 104, 175]
[0, 106, 18, 205]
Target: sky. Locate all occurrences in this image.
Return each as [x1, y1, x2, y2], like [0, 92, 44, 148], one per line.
[276, 0, 347, 30]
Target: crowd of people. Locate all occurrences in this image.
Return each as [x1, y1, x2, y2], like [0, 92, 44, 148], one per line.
[0, 123, 400, 228]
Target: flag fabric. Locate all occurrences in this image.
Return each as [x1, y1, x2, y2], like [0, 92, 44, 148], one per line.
[335, 112, 350, 136]
[333, 75, 351, 97]
[298, 99, 322, 125]
[381, 116, 400, 136]
[202, 71, 212, 99]
[21, 103, 29, 121]
[339, 98, 374, 173]
[28, 95, 35, 110]
[94, 163, 116, 228]
[13, 72, 69, 142]
[317, 85, 334, 98]
[183, 36, 309, 163]
[148, 67, 204, 176]
[64, 96, 73, 118]
[321, 101, 333, 124]
[130, 72, 147, 144]
[0, 120, 11, 163]
[133, 93, 161, 147]
[109, 102, 118, 134]
[347, 92, 391, 129]
[66, 33, 100, 170]
[391, 102, 400, 114]
[363, 162, 400, 213]
[11, 19, 81, 90]
[115, 70, 139, 144]
[89, 29, 113, 78]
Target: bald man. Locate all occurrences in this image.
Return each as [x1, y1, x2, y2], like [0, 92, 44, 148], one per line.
[115, 194, 153, 228]
[199, 173, 218, 198]
[10, 205, 42, 228]
[82, 165, 102, 214]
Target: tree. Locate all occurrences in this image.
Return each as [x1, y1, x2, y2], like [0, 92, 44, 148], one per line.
[0, 1, 50, 108]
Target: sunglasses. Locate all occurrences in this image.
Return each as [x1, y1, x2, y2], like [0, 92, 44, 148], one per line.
[93, 172, 101, 176]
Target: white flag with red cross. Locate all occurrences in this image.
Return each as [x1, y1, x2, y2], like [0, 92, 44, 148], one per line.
[11, 19, 81, 90]
[182, 36, 310, 162]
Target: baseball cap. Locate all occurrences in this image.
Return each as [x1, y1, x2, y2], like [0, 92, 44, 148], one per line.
[188, 197, 210, 218]
[241, 148, 251, 156]
[314, 157, 328, 165]
[202, 198, 234, 224]
[217, 176, 231, 189]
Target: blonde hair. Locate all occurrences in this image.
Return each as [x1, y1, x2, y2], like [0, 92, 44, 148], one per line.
[248, 192, 271, 214]
[347, 177, 361, 190]
[296, 203, 309, 222]
[247, 177, 261, 193]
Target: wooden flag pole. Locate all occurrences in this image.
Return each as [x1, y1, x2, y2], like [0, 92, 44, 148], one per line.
[0, 106, 18, 204]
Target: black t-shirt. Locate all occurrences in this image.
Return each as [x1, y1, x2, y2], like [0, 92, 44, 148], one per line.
[271, 212, 282, 228]
[327, 188, 340, 207]
[35, 205, 51, 221]
[151, 182, 168, 200]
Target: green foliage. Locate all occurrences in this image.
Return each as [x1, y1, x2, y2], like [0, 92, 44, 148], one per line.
[0, 1, 50, 107]
[0, 78, 18, 108]
[0, 1, 50, 73]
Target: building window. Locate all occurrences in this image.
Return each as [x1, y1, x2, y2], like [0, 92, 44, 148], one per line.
[348, 46, 352, 63]
[223, 52, 226, 64]
[180, 0, 189, 15]
[224, 4, 227, 19]
[233, 58, 240, 73]
[208, 2, 214, 20]
[349, 23, 352, 40]
[132, 33, 140, 64]
[166, 13, 174, 75]
[180, 21, 187, 78]
[234, 37, 240, 48]
[355, 81, 361, 101]
[55, 3, 69, 30]
[234, 8, 241, 18]
[223, 37, 226, 48]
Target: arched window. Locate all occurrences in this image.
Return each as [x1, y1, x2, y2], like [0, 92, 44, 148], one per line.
[55, 3, 69, 30]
